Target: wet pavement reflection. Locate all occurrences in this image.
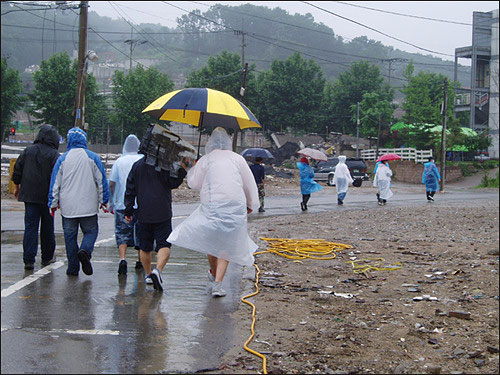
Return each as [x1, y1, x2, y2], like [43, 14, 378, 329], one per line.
[1, 242, 246, 374]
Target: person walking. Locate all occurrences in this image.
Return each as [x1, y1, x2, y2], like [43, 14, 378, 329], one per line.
[297, 157, 322, 211]
[250, 157, 266, 212]
[422, 156, 441, 202]
[109, 134, 144, 275]
[373, 160, 393, 205]
[11, 124, 60, 270]
[167, 127, 259, 298]
[124, 137, 189, 292]
[48, 127, 110, 276]
[332, 155, 354, 205]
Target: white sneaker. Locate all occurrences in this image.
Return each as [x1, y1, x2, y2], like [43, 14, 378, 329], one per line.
[151, 268, 164, 292]
[207, 270, 215, 283]
[145, 275, 153, 285]
[211, 281, 226, 297]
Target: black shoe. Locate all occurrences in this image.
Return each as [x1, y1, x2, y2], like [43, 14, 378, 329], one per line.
[118, 260, 127, 275]
[258, 207, 265, 212]
[24, 263, 34, 270]
[300, 202, 306, 211]
[41, 255, 57, 267]
[78, 250, 93, 275]
[428, 196, 434, 202]
[135, 261, 143, 270]
[337, 199, 343, 205]
[66, 270, 79, 276]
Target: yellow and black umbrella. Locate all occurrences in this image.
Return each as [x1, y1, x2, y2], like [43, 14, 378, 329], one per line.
[143, 87, 261, 158]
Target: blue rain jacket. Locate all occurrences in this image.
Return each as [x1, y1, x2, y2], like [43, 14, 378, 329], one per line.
[422, 161, 441, 192]
[296, 162, 323, 195]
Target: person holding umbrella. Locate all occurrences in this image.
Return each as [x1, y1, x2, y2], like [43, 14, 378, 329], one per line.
[167, 127, 259, 297]
[250, 157, 266, 212]
[422, 156, 441, 202]
[373, 159, 393, 205]
[297, 157, 322, 211]
[332, 155, 354, 205]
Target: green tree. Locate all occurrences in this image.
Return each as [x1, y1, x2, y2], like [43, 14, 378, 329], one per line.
[1, 57, 25, 139]
[112, 65, 174, 140]
[29, 52, 103, 138]
[325, 61, 393, 135]
[255, 52, 325, 134]
[350, 92, 394, 138]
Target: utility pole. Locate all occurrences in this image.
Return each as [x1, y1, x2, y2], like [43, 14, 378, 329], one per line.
[376, 113, 382, 159]
[440, 79, 448, 192]
[232, 30, 246, 152]
[356, 102, 360, 158]
[383, 58, 407, 86]
[74, 0, 89, 129]
[124, 27, 148, 72]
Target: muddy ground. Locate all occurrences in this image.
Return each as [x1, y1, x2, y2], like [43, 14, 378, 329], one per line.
[2, 170, 499, 375]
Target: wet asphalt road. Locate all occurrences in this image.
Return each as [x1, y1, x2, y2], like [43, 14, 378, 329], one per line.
[1, 185, 498, 373]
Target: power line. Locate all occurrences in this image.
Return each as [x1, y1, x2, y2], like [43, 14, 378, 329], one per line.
[333, 1, 473, 26]
[301, 1, 454, 57]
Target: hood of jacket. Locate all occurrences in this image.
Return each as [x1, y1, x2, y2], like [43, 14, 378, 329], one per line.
[66, 127, 88, 150]
[122, 134, 140, 155]
[34, 124, 59, 150]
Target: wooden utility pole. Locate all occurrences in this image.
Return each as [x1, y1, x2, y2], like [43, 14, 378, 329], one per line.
[376, 113, 382, 159]
[440, 79, 448, 192]
[74, 0, 89, 129]
[356, 102, 360, 158]
[232, 30, 246, 152]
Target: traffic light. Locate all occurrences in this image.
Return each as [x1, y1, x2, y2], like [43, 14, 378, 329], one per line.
[10, 128, 15, 135]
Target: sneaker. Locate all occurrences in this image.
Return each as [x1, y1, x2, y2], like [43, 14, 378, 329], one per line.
[118, 260, 127, 275]
[428, 196, 434, 202]
[258, 207, 265, 212]
[135, 261, 143, 270]
[300, 202, 306, 211]
[208, 269, 215, 283]
[145, 275, 153, 284]
[378, 200, 383, 206]
[337, 199, 343, 205]
[24, 263, 34, 270]
[150, 268, 164, 291]
[66, 270, 78, 276]
[77, 249, 93, 275]
[212, 282, 227, 297]
[41, 255, 57, 267]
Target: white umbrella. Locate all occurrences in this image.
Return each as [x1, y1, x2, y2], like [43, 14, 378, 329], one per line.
[297, 147, 328, 161]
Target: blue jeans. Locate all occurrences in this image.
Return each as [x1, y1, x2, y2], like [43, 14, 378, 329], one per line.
[338, 192, 347, 201]
[23, 202, 56, 265]
[62, 215, 98, 274]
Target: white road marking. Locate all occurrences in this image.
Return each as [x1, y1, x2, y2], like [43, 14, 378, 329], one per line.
[173, 215, 189, 220]
[1, 261, 64, 298]
[48, 329, 120, 336]
[94, 236, 115, 247]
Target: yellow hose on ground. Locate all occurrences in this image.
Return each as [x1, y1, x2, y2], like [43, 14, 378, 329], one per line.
[241, 238, 353, 374]
[241, 263, 267, 374]
[346, 257, 402, 273]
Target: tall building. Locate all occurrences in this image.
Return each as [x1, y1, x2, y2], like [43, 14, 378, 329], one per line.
[454, 9, 499, 159]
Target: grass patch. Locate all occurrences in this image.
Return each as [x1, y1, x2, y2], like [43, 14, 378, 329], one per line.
[476, 171, 499, 188]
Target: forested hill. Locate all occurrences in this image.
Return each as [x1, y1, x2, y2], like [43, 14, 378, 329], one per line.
[1, 2, 470, 89]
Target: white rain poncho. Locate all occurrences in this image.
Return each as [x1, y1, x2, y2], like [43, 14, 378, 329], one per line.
[332, 155, 354, 194]
[167, 127, 259, 266]
[373, 162, 393, 200]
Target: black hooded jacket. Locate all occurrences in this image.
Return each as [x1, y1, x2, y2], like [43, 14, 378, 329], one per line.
[11, 124, 60, 204]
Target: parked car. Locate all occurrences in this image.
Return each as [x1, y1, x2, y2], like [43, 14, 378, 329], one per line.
[474, 151, 490, 161]
[313, 157, 369, 187]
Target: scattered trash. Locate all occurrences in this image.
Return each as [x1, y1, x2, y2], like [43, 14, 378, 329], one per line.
[448, 311, 471, 320]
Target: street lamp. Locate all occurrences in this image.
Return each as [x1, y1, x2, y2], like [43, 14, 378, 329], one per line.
[75, 50, 98, 129]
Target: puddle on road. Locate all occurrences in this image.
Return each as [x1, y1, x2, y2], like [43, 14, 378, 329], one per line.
[1, 230, 66, 245]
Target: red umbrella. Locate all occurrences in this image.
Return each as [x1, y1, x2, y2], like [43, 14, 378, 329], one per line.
[376, 153, 402, 162]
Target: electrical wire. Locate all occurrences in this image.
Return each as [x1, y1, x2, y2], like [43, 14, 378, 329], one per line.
[301, 1, 454, 57]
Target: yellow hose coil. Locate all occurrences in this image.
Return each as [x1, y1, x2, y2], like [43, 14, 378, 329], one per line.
[346, 257, 402, 273]
[241, 238, 353, 374]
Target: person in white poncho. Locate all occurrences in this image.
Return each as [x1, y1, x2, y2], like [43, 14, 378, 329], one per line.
[332, 155, 354, 205]
[167, 127, 259, 297]
[373, 160, 393, 205]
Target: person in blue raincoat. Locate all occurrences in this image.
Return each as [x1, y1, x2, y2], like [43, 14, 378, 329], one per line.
[422, 156, 441, 202]
[297, 157, 322, 211]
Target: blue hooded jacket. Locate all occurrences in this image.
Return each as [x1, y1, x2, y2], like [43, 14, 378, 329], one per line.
[48, 127, 109, 218]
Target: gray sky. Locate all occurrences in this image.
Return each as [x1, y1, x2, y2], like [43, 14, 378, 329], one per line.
[88, 1, 498, 63]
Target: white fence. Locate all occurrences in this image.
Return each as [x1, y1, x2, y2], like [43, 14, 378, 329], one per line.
[361, 148, 433, 163]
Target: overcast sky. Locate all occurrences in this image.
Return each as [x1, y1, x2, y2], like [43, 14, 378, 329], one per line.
[88, 1, 498, 63]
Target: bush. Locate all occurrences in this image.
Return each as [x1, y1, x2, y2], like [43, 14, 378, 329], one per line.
[477, 172, 499, 188]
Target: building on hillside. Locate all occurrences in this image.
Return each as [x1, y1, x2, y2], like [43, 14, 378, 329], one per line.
[454, 9, 499, 159]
